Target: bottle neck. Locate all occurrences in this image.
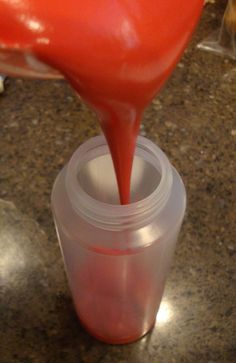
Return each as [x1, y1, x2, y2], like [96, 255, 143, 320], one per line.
[65, 135, 173, 231]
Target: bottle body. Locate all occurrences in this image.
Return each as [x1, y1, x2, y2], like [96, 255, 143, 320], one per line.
[52, 135, 186, 344]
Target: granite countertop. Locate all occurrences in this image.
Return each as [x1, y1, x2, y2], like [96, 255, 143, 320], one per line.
[0, 2, 235, 362]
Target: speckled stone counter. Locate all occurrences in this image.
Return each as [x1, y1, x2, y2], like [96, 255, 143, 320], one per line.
[0, 2, 235, 362]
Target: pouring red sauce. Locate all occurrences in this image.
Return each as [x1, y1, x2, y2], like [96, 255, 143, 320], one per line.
[0, 0, 204, 344]
[0, 0, 204, 203]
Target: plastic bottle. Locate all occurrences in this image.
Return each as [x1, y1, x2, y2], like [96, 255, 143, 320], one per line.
[51, 135, 186, 344]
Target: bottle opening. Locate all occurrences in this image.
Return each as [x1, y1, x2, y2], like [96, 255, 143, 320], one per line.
[77, 153, 161, 205]
[66, 135, 173, 230]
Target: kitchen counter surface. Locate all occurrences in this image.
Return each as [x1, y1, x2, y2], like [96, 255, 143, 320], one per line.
[0, 2, 235, 362]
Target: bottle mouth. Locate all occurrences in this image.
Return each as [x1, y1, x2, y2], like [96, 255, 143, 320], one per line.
[65, 135, 173, 231]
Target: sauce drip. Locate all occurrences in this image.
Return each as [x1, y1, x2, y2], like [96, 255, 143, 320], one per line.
[0, 0, 204, 203]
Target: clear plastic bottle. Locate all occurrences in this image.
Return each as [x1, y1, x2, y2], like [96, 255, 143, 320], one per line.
[51, 135, 186, 344]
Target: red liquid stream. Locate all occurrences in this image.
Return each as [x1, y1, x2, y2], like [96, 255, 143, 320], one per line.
[0, 0, 203, 203]
[0, 0, 203, 343]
